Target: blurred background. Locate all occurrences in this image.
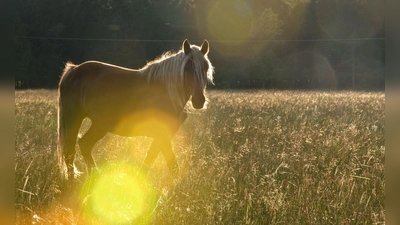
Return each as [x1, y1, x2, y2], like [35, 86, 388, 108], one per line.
[15, 0, 384, 90]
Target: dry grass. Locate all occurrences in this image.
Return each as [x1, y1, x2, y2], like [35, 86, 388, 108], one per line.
[15, 89, 385, 224]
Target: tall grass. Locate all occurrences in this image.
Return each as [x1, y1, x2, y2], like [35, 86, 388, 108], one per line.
[15, 90, 385, 224]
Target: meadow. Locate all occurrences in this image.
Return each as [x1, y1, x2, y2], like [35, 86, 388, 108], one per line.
[15, 89, 385, 224]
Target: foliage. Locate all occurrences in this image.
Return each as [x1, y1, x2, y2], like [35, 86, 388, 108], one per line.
[251, 8, 283, 40]
[15, 90, 385, 224]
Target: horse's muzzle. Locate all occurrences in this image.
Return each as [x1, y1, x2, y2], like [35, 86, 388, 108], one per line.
[192, 95, 205, 109]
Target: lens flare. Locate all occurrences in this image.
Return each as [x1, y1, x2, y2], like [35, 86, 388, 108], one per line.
[113, 108, 179, 139]
[80, 162, 158, 225]
[206, 0, 253, 42]
[199, 0, 255, 57]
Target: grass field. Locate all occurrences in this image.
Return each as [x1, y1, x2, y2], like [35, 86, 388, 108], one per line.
[15, 89, 385, 224]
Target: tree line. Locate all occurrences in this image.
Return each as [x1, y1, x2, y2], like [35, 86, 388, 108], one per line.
[15, 0, 384, 90]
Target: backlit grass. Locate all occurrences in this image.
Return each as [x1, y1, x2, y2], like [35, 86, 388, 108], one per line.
[15, 89, 385, 224]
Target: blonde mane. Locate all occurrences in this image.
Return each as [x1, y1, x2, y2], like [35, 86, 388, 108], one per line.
[138, 44, 214, 112]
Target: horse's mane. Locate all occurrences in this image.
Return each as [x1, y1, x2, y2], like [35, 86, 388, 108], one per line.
[138, 44, 214, 111]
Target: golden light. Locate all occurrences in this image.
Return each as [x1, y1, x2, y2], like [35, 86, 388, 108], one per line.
[79, 108, 190, 224]
[198, 0, 255, 57]
[114, 108, 179, 139]
[80, 162, 158, 225]
[112, 108, 181, 172]
[206, 0, 253, 42]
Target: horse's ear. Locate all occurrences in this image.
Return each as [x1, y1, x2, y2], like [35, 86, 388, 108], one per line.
[200, 39, 209, 55]
[183, 39, 191, 55]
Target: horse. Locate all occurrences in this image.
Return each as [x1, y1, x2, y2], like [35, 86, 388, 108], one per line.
[57, 39, 214, 180]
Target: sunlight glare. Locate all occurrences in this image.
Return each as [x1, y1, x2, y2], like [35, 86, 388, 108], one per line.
[200, 0, 254, 57]
[114, 108, 179, 139]
[80, 162, 157, 225]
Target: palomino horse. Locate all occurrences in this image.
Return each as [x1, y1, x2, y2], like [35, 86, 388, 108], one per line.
[58, 39, 214, 180]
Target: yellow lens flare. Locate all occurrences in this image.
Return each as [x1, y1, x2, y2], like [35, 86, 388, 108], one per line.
[206, 0, 253, 42]
[80, 162, 158, 225]
[114, 108, 179, 139]
[113, 108, 187, 174]
[200, 0, 255, 57]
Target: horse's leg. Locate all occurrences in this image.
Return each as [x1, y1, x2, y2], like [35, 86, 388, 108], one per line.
[63, 115, 84, 181]
[142, 112, 187, 174]
[160, 138, 179, 174]
[143, 137, 178, 173]
[142, 138, 163, 171]
[164, 112, 188, 174]
[78, 122, 107, 173]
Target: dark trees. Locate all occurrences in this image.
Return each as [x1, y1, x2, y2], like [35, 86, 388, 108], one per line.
[15, 0, 384, 90]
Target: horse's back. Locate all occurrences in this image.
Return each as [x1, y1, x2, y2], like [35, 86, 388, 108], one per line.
[59, 61, 139, 114]
[60, 61, 142, 97]
[61, 61, 135, 83]
[59, 61, 169, 135]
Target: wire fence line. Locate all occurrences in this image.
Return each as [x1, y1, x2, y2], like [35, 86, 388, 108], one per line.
[15, 36, 385, 43]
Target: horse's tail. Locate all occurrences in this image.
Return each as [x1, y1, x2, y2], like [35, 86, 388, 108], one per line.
[57, 100, 68, 179]
[57, 61, 76, 179]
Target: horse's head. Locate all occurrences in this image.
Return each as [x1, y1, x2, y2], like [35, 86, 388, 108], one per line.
[182, 39, 214, 109]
